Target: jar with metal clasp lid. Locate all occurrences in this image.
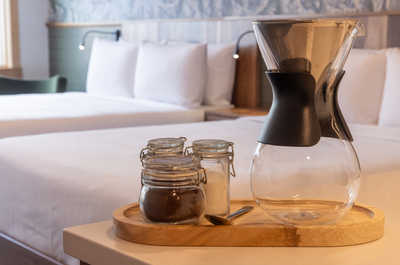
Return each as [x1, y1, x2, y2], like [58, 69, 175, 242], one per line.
[139, 155, 207, 224]
[140, 137, 187, 164]
[186, 139, 235, 216]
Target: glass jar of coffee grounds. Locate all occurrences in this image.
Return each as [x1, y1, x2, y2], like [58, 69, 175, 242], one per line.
[140, 137, 187, 164]
[139, 155, 207, 224]
[186, 139, 235, 216]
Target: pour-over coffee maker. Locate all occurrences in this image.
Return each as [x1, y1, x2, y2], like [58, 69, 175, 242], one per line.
[250, 19, 363, 225]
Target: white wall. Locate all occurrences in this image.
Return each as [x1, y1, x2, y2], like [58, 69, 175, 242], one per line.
[18, 0, 49, 79]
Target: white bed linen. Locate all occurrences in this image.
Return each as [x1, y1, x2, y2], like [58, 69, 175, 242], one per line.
[0, 119, 399, 264]
[0, 92, 220, 138]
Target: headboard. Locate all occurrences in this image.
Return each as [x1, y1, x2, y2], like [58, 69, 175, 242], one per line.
[122, 19, 260, 108]
[121, 11, 400, 109]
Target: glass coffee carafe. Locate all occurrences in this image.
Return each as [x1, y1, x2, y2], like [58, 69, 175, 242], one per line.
[250, 19, 363, 225]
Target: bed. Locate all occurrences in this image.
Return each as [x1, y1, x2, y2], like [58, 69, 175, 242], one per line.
[1, 12, 400, 265]
[0, 118, 399, 265]
[0, 92, 221, 138]
[0, 18, 261, 138]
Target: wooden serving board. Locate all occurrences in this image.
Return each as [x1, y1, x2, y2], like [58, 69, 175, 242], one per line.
[113, 200, 384, 247]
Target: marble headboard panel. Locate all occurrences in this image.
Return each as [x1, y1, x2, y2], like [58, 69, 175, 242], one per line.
[122, 12, 400, 108]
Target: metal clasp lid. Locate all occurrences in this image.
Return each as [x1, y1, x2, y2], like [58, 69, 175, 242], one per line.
[140, 137, 187, 165]
[198, 167, 207, 184]
[140, 155, 207, 186]
[140, 147, 149, 165]
[227, 142, 236, 178]
[185, 139, 236, 178]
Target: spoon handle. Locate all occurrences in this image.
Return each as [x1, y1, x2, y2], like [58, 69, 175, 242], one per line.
[227, 206, 254, 220]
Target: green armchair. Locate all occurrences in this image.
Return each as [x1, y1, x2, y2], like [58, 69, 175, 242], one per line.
[0, 75, 67, 95]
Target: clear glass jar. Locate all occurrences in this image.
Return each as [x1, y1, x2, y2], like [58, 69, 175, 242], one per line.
[140, 137, 187, 164]
[187, 139, 235, 216]
[139, 155, 207, 224]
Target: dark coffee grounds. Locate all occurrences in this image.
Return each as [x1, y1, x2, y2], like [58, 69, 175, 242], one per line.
[140, 186, 205, 223]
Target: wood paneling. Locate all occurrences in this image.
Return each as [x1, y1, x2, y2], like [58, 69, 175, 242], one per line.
[1, 0, 21, 72]
[8, 0, 20, 69]
[0, 67, 22, 78]
[232, 44, 260, 108]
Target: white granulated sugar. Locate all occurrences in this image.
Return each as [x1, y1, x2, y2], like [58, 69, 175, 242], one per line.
[204, 169, 229, 215]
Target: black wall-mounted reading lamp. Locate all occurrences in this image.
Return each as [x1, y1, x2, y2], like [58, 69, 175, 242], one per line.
[79, 29, 122, 51]
[232, 30, 254, 59]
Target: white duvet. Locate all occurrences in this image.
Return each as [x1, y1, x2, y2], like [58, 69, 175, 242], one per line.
[0, 118, 399, 264]
[0, 92, 211, 138]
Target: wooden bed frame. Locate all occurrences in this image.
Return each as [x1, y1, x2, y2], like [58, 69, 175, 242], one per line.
[3, 11, 400, 265]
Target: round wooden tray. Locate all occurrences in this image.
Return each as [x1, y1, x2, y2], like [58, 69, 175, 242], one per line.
[113, 200, 384, 247]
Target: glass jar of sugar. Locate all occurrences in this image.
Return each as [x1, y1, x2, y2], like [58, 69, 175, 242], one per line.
[140, 137, 187, 164]
[139, 155, 207, 224]
[187, 139, 235, 216]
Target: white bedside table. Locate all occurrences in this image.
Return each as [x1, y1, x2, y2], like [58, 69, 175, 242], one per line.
[63, 220, 396, 265]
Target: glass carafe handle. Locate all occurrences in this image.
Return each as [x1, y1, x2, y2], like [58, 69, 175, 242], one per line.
[317, 70, 353, 141]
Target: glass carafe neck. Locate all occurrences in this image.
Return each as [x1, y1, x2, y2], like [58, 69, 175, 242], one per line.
[259, 71, 352, 146]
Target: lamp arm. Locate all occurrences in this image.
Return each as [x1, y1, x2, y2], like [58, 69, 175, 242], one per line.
[115, 29, 121, 41]
[79, 29, 121, 50]
[233, 30, 254, 59]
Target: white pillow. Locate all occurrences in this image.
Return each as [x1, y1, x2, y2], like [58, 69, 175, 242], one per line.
[205, 43, 236, 106]
[86, 38, 139, 98]
[379, 48, 400, 127]
[134, 42, 207, 107]
[338, 49, 387, 125]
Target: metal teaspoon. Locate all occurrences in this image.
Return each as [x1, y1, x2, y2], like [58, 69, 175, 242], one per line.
[205, 206, 254, 225]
